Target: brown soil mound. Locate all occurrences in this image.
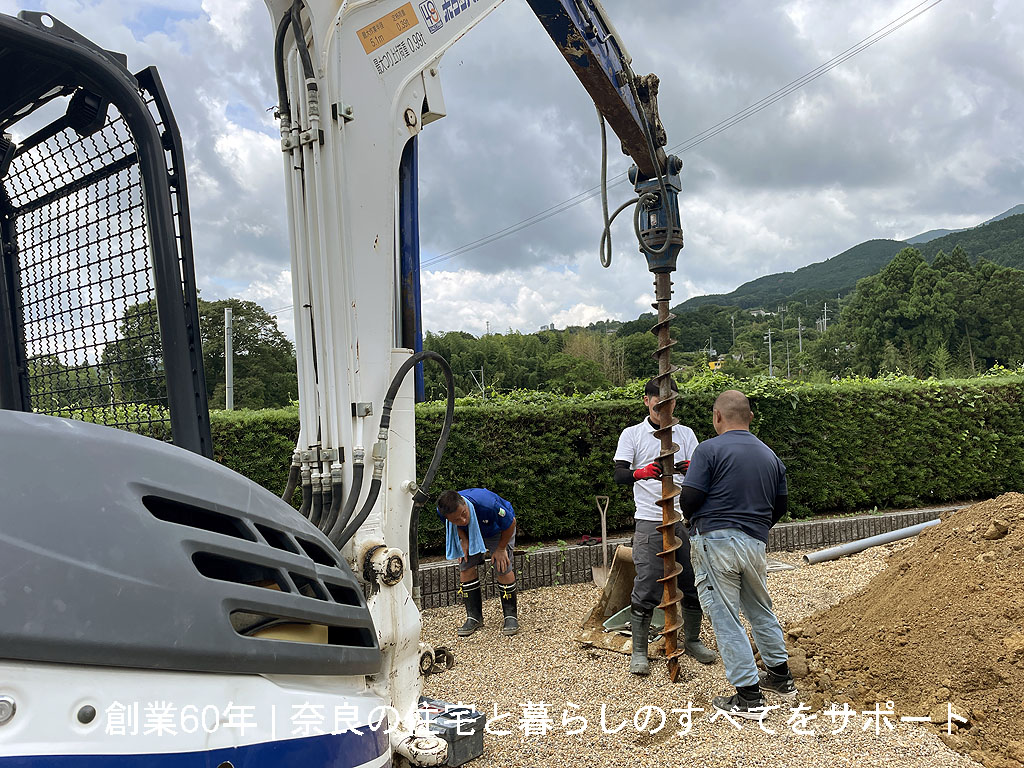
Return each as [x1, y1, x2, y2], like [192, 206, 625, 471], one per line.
[786, 493, 1024, 768]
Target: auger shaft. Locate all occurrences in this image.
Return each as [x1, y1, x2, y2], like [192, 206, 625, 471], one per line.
[651, 271, 684, 682]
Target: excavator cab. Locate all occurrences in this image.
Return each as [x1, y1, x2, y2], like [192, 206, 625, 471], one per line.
[0, 12, 390, 766]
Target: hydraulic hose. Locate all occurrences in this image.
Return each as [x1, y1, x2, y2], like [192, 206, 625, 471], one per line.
[290, 0, 315, 81]
[310, 475, 324, 527]
[298, 467, 312, 518]
[280, 460, 300, 503]
[332, 351, 454, 551]
[321, 481, 332, 526]
[273, 10, 292, 123]
[409, 354, 455, 605]
[320, 473, 344, 534]
[328, 460, 364, 545]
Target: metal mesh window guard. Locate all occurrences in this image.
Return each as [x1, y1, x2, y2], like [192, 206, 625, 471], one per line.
[6, 104, 172, 434]
[0, 44, 209, 455]
[4, 102, 171, 437]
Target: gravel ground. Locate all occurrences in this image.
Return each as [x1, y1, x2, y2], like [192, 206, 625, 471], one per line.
[421, 542, 982, 768]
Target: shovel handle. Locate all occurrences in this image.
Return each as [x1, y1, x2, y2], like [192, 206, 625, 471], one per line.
[595, 495, 610, 569]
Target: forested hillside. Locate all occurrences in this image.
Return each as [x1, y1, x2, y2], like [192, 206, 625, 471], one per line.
[919, 213, 1024, 270]
[820, 245, 1024, 377]
[677, 239, 906, 312]
[675, 210, 1024, 314]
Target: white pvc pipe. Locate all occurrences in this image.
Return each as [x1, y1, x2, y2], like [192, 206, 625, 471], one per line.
[802, 519, 941, 565]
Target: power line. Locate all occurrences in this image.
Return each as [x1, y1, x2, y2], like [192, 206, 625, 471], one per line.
[256, 0, 945, 314]
[667, 0, 943, 156]
[421, 0, 943, 269]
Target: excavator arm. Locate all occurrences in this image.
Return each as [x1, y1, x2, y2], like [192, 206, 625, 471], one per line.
[267, 0, 689, 757]
[0, 2, 686, 765]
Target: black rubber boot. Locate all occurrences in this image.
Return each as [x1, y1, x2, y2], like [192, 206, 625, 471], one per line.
[629, 605, 654, 676]
[682, 606, 718, 664]
[457, 579, 483, 636]
[499, 581, 519, 636]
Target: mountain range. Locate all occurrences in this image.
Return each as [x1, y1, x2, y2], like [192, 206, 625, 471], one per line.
[906, 204, 1024, 244]
[675, 205, 1024, 312]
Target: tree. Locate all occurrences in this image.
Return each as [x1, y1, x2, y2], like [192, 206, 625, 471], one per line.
[100, 301, 167, 404]
[27, 354, 109, 411]
[543, 353, 610, 395]
[878, 341, 902, 375]
[563, 330, 624, 385]
[101, 298, 298, 410]
[199, 299, 298, 409]
[617, 332, 658, 380]
[840, 247, 927, 374]
[928, 345, 952, 379]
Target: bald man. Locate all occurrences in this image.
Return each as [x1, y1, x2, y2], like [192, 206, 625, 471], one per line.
[679, 390, 793, 719]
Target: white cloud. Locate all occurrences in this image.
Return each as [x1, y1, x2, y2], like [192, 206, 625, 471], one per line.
[211, 122, 280, 198]
[239, 270, 295, 337]
[4, 0, 1022, 342]
[552, 303, 613, 329]
[201, 0, 257, 50]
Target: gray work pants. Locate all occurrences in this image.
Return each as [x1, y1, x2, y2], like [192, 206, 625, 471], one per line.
[630, 518, 700, 611]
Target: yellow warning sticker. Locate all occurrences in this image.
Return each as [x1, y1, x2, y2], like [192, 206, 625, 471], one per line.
[357, 3, 419, 55]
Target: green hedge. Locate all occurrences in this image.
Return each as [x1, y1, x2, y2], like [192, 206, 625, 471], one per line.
[209, 372, 1024, 551]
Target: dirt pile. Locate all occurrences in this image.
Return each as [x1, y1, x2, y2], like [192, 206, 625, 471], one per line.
[787, 493, 1024, 768]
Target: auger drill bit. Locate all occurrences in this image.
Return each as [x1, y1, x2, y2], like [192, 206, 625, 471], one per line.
[629, 149, 685, 681]
[650, 271, 684, 682]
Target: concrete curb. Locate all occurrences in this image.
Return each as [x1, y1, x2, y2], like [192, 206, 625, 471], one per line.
[416, 504, 964, 610]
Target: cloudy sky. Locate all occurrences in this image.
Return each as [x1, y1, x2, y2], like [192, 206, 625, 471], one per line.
[4, 0, 1022, 337]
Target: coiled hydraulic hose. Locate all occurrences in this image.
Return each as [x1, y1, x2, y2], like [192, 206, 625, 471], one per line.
[331, 351, 455, 553]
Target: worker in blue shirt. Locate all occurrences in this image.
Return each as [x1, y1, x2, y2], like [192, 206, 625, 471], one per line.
[436, 488, 518, 636]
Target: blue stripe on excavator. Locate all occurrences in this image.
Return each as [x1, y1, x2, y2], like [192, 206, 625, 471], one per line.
[0, 729, 389, 768]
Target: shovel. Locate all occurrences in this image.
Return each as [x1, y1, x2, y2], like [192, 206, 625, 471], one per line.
[591, 495, 610, 587]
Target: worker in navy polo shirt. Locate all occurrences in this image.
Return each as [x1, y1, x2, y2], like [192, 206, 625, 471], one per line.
[680, 389, 793, 719]
[613, 377, 717, 676]
[436, 488, 518, 636]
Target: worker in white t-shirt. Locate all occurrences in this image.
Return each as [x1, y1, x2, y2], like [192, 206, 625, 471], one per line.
[613, 377, 718, 675]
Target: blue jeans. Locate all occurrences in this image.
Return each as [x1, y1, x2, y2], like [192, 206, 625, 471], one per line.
[689, 528, 788, 688]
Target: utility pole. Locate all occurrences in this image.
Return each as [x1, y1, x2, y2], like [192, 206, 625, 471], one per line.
[764, 327, 774, 378]
[786, 339, 791, 378]
[468, 366, 485, 400]
[797, 317, 804, 354]
[822, 302, 829, 334]
[730, 313, 736, 347]
[778, 305, 786, 331]
[224, 307, 234, 410]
